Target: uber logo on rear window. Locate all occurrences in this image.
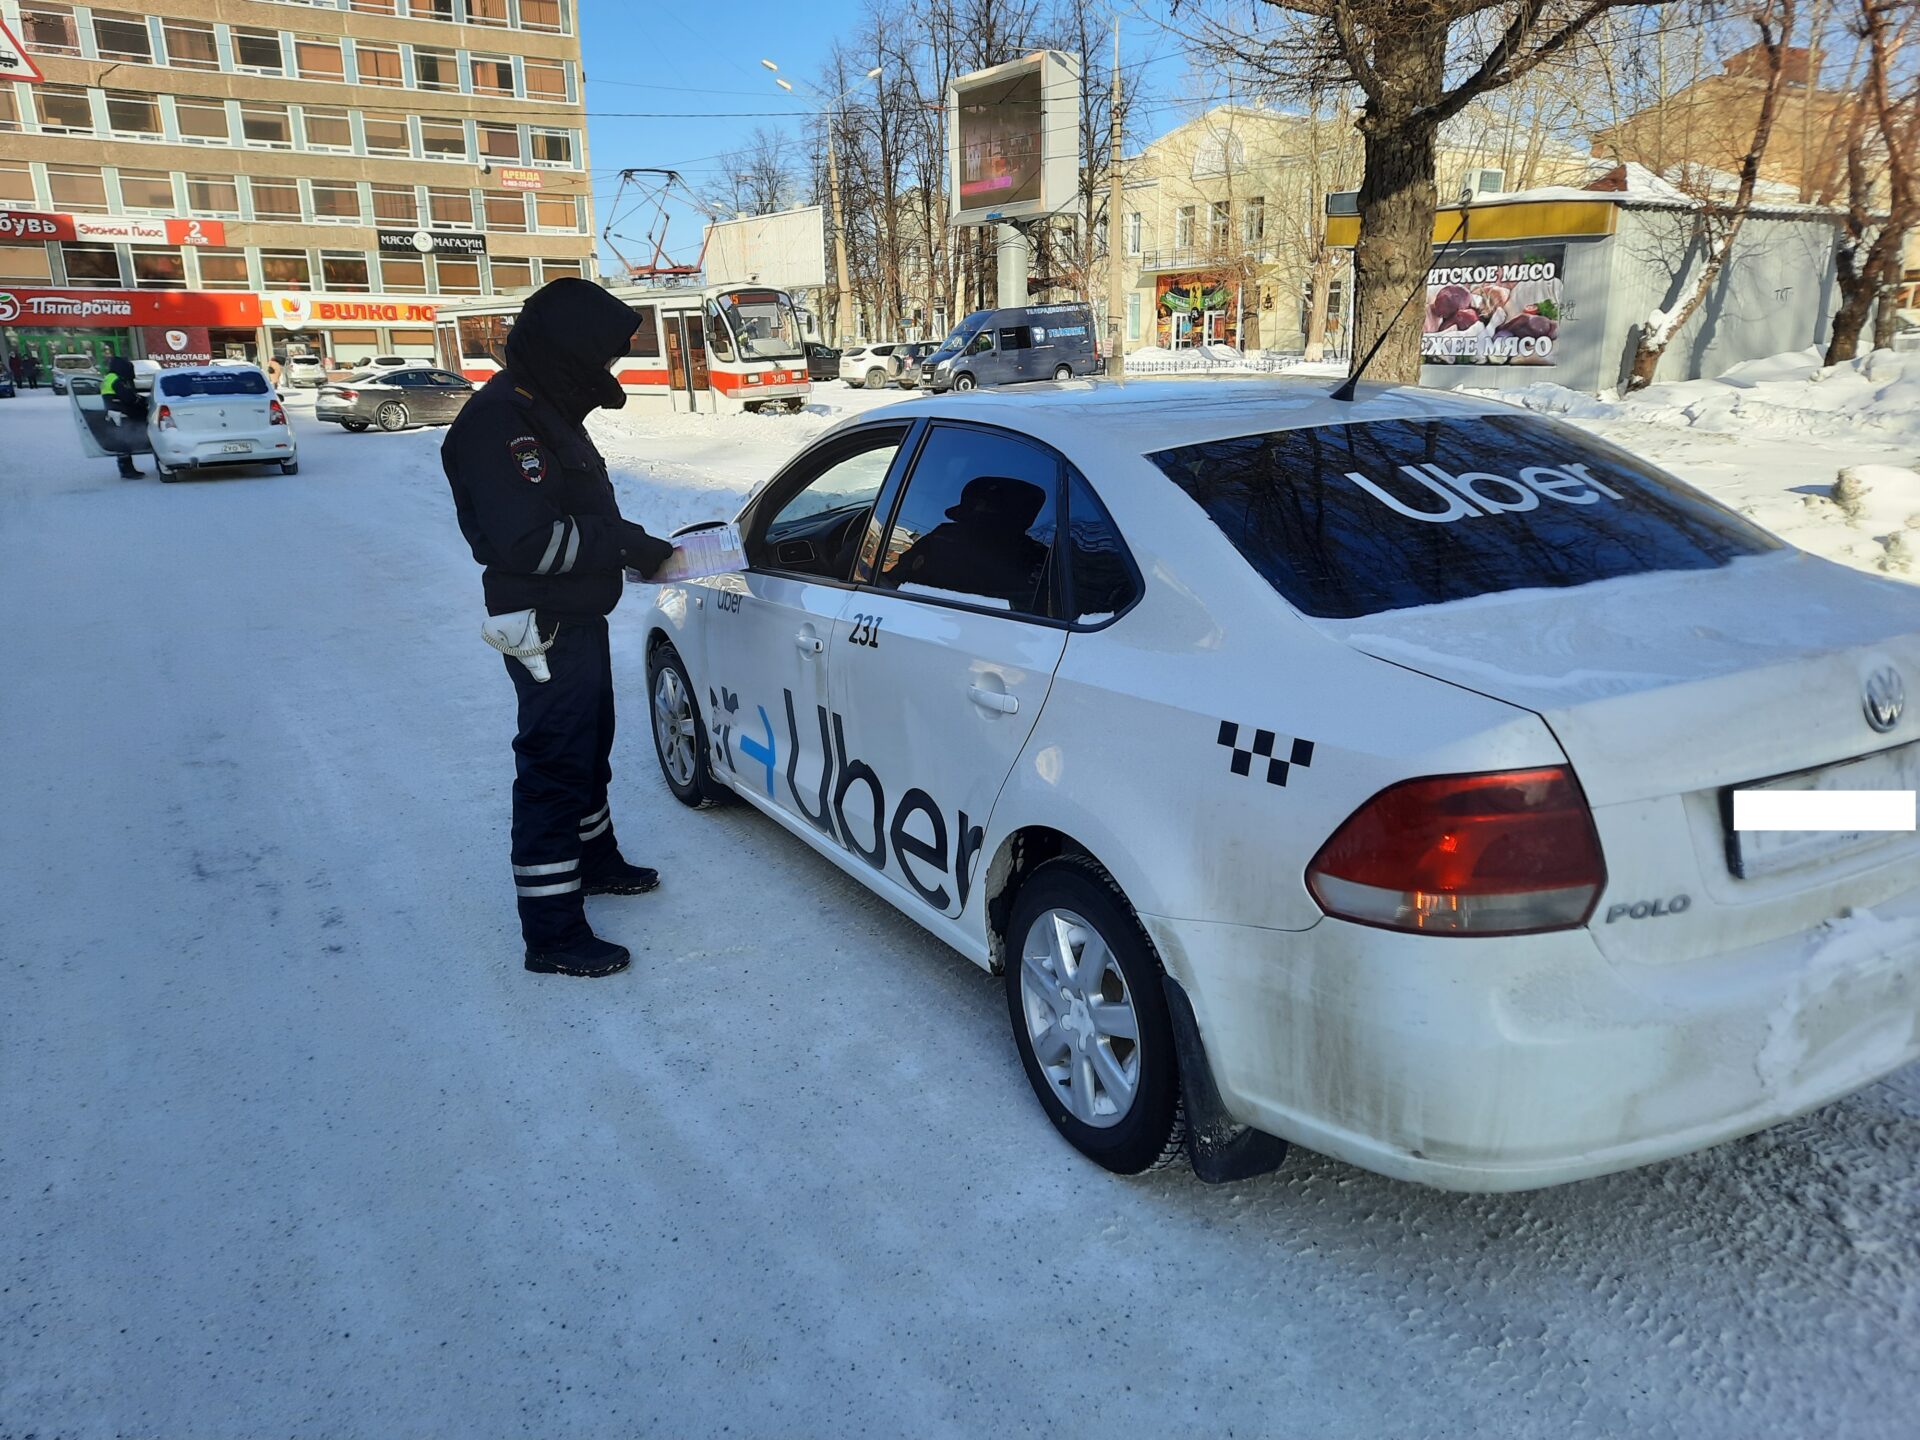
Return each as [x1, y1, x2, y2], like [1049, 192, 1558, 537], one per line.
[1217, 722, 1314, 787]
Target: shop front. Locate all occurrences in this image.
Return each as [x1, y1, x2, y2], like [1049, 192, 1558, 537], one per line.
[1154, 272, 1241, 349]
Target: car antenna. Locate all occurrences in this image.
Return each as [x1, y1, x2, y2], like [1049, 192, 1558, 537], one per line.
[1331, 188, 1474, 404]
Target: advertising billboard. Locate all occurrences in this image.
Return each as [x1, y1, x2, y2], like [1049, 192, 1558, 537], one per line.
[946, 50, 1080, 226]
[1422, 244, 1565, 366]
[702, 205, 828, 291]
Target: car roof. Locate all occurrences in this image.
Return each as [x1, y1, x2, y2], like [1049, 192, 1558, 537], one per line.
[840, 376, 1518, 454]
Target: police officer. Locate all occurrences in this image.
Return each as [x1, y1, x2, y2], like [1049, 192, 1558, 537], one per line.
[443, 278, 674, 978]
[100, 355, 147, 478]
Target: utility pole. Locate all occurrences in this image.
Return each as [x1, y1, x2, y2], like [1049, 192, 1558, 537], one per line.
[1106, 18, 1126, 377]
[826, 109, 856, 344]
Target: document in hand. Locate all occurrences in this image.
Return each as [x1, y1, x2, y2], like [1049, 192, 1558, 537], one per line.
[629, 523, 747, 584]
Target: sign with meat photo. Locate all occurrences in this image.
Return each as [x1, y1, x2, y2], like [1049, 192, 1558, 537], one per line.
[1422, 245, 1566, 366]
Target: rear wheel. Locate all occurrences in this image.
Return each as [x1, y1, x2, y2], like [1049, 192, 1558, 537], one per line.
[952, 372, 977, 392]
[341, 420, 369, 433]
[1006, 859, 1184, 1174]
[1053, 364, 1073, 381]
[864, 368, 887, 390]
[375, 402, 409, 432]
[646, 642, 732, 809]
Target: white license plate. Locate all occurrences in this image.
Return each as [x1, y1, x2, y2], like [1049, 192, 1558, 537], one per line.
[1729, 741, 1920, 878]
[220, 441, 250, 454]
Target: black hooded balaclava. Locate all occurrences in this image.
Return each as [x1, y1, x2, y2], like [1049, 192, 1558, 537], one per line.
[504, 278, 641, 421]
[106, 356, 135, 387]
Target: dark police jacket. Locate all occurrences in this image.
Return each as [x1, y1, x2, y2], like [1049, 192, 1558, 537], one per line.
[443, 371, 631, 618]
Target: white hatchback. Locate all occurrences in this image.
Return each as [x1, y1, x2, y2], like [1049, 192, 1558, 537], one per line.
[640, 379, 1920, 1191]
[151, 365, 298, 479]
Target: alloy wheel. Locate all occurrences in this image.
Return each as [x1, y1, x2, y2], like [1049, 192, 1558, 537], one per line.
[1018, 907, 1142, 1128]
[651, 665, 697, 787]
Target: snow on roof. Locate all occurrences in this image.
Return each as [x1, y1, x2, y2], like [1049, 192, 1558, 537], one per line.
[1455, 159, 1838, 219]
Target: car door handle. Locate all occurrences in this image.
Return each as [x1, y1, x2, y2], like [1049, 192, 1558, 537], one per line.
[968, 685, 1018, 715]
[794, 632, 824, 656]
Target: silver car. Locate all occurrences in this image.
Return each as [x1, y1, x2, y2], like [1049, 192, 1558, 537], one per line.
[314, 366, 477, 432]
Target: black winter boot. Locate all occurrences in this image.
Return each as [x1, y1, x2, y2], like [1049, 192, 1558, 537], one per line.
[582, 858, 659, 896]
[524, 933, 631, 977]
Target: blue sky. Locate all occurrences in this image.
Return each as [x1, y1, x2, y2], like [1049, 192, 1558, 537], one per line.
[575, 1, 1189, 277]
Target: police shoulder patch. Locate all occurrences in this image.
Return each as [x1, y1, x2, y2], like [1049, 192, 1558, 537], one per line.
[509, 434, 545, 484]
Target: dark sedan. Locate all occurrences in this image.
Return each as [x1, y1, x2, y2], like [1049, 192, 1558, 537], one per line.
[893, 342, 938, 389]
[314, 366, 476, 431]
[803, 341, 841, 384]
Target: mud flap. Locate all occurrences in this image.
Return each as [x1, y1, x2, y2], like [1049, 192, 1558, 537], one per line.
[1162, 973, 1288, 1183]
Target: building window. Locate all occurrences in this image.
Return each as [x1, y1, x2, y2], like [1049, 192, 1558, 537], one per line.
[0, 90, 18, 133]
[196, 247, 252, 289]
[434, 257, 482, 295]
[61, 242, 122, 287]
[176, 99, 230, 144]
[479, 123, 522, 161]
[363, 113, 411, 156]
[48, 166, 108, 211]
[524, 59, 567, 101]
[251, 180, 302, 222]
[468, 0, 511, 25]
[535, 195, 579, 231]
[187, 176, 240, 217]
[1242, 196, 1265, 248]
[294, 36, 346, 82]
[91, 11, 152, 63]
[483, 193, 526, 232]
[105, 93, 161, 138]
[132, 247, 187, 289]
[117, 169, 175, 211]
[162, 19, 219, 70]
[310, 182, 363, 223]
[19, 7, 82, 57]
[372, 184, 418, 224]
[321, 253, 372, 292]
[232, 28, 285, 73]
[539, 258, 585, 283]
[1174, 205, 1194, 250]
[489, 258, 533, 291]
[1126, 291, 1141, 340]
[303, 107, 354, 152]
[1208, 201, 1230, 250]
[521, 0, 566, 34]
[241, 103, 294, 148]
[414, 0, 456, 19]
[471, 54, 514, 96]
[414, 48, 459, 92]
[427, 188, 474, 228]
[0, 162, 36, 204]
[529, 129, 574, 166]
[420, 119, 468, 159]
[349, 0, 401, 13]
[354, 42, 404, 87]
[0, 244, 55, 283]
[35, 86, 94, 135]
[1124, 211, 1141, 257]
[259, 249, 313, 289]
[380, 255, 427, 293]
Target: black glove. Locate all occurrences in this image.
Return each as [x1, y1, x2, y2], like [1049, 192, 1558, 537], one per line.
[618, 521, 674, 580]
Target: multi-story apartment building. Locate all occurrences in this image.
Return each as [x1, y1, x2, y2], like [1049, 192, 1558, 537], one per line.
[0, 0, 594, 371]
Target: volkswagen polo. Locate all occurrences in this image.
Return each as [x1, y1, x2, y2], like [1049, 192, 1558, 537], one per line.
[640, 379, 1920, 1191]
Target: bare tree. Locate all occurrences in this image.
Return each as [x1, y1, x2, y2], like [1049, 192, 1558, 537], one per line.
[700, 128, 799, 220]
[1826, 0, 1917, 361]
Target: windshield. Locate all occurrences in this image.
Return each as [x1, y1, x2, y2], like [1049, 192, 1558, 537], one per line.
[930, 312, 993, 360]
[1148, 413, 1781, 619]
[714, 288, 806, 361]
[54, 355, 93, 370]
[159, 370, 270, 397]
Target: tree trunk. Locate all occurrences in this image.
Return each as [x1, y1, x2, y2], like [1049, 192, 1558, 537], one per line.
[1303, 246, 1334, 361]
[1826, 237, 1881, 364]
[1350, 114, 1439, 385]
[1871, 238, 1906, 351]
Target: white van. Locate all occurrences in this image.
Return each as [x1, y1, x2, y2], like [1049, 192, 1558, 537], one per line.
[149, 366, 298, 479]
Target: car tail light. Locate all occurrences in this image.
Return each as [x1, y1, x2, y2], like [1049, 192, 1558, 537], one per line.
[155, 404, 175, 430]
[334, 388, 358, 401]
[1306, 767, 1605, 936]
[269, 399, 287, 426]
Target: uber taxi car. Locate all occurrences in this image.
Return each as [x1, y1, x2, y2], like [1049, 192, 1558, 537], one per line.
[641, 379, 1920, 1191]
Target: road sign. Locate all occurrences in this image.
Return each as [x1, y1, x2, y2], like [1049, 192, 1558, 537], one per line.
[0, 19, 46, 83]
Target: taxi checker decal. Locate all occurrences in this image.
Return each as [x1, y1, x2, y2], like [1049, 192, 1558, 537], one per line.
[1217, 721, 1314, 787]
[509, 435, 544, 484]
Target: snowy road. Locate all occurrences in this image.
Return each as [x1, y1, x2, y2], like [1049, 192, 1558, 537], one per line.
[3, 382, 1919, 1438]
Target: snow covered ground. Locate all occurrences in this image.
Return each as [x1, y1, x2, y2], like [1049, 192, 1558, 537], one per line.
[3, 366, 1918, 1439]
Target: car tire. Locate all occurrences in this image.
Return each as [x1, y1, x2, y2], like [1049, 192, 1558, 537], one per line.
[1005, 858, 1186, 1175]
[375, 402, 409, 432]
[646, 641, 732, 810]
[1053, 365, 1073, 381]
[342, 420, 370, 433]
[155, 459, 179, 482]
[952, 373, 976, 392]
[280, 459, 299, 475]
[864, 368, 887, 389]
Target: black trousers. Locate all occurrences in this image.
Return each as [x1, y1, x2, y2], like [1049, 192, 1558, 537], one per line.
[505, 614, 622, 948]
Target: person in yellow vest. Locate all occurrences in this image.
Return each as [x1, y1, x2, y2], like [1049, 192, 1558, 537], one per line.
[99, 356, 149, 479]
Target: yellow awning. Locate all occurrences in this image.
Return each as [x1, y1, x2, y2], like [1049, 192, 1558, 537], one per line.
[1325, 199, 1617, 248]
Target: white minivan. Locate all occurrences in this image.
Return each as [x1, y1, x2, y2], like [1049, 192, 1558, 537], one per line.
[150, 365, 298, 480]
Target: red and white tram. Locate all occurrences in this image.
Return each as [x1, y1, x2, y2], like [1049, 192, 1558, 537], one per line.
[435, 282, 811, 414]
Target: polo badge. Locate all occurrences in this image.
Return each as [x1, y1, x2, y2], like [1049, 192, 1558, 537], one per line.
[1217, 721, 1314, 787]
[509, 435, 544, 483]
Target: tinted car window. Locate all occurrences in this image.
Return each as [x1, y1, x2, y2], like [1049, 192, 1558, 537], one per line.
[1148, 414, 1781, 619]
[428, 371, 468, 386]
[1064, 471, 1138, 623]
[877, 425, 1058, 616]
[159, 370, 269, 397]
[758, 427, 907, 582]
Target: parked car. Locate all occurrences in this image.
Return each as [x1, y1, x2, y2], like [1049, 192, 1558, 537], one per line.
[0, 367, 13, 399]
[893, 342, 938, 389]
[839, 343, 901, 390]
[359, 355, 419, 373]
[641, 377, 1920, 1190]
[314, 366, 477, 432]
[131, 358, 161, 393]
[804, 341, 842, 384]
[282, 355, 329, 388]
[48, 353, 97, 395]
[148, 365, 297, 480]
[920, 304, 1100, 392]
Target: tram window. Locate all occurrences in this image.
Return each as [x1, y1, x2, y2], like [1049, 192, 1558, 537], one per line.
[705, 302, 734, 359]
[627, 306, 660, 359]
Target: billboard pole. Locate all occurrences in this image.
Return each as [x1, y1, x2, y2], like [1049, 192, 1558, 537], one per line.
[995, 224, 1029, 309]
[1106, 19, 1125, 377]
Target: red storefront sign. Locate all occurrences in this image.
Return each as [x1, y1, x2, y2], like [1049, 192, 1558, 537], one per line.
[0, 211, 227, 245]
[148, 326, 214, 365]
[0, 288, 437, 329]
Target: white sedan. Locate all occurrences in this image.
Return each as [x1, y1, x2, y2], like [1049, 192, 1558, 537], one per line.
[149, 364, 297, 479]
[640, 378, 1920, 1190]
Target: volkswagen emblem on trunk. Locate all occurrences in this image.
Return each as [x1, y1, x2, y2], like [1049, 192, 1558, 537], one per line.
[1864, 666, 1905, 733]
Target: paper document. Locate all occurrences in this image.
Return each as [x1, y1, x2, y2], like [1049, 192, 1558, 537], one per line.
[629, 524, 746, 584]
